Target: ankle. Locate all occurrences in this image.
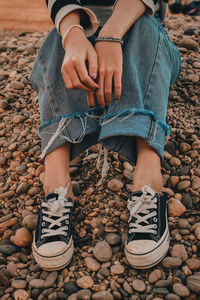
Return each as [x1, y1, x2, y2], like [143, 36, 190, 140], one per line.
[133, 170, 163, 193]
[44, 176, 72, 195]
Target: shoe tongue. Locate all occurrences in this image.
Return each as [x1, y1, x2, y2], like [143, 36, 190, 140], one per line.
[45, 192, 59, 204]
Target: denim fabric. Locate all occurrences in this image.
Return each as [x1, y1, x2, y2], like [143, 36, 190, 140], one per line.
[30, 14, 181, 163]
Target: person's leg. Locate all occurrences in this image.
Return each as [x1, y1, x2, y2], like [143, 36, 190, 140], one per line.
[133, 137, 163, 193]
[44, 142, 74, 198]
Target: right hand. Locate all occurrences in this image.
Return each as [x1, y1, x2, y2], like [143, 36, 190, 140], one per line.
[61, 27, 99, 107]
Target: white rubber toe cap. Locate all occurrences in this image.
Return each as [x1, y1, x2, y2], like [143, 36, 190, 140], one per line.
[126, 239, 158, 255]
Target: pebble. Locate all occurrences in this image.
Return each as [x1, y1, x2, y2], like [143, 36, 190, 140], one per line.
[0, 270, 10, 287]
[11, 280, 27, 289]
[92, 291, 114, 300]
[123, 281, 133, 294]
[29, 279, 45, 289]
[44, 271, 58, 288]
[22, 214, 37, 231]
[132, 279, 146, 292]
[76, 289, 92, 300]
[168, 198, 186, 217]
[177, 180, 191, 191]
[165, 294, 180, 300]
[107, 179, 123, 192]
[76, 276, 94, 289]
[84, 257, 100, 272]
[13, 289, 29, 300]
[105, 233, 121, 246]
[63, 282, 79, 295]
[148, 269, 162, 283]
[110, 264, 125, 275]
[186, 258, 200, 270]
[16, 182, 29, 194]
[186, 273, 200, 294]
[171, 244, 188, 261]
[172, 283, 190, 297]
[93, 241, 112, 262]
[0, 244, 17, 256]
[162, 257, 182, 268]
[12, 227, 32, 247]
[179, 39, 199, 51]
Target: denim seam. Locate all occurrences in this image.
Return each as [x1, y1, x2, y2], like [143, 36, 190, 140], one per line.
[38, 57, 57, 118]
[100, 108, 170, 136]
[143, 25, 161, 106]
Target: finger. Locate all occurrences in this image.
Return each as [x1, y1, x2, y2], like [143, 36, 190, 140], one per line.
[62, 71, 74, 90]
[76, 61, 99, 90]
[114, 71, 122, 100]
[104, 72, 113, 105]
[86, 91, 95, 108]
[87, 50, 98, 81]
[69, 69, 92, 91]
[96, 72, 105, 108]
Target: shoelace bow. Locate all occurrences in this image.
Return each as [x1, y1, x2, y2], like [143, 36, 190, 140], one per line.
[127, 185, 158, 235]
[41, 184, 73, 239]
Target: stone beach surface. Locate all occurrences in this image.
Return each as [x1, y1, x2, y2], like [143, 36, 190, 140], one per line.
[0, 15, 200, 300]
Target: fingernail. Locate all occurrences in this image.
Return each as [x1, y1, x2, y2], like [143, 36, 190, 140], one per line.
[91, 73, 97, 80]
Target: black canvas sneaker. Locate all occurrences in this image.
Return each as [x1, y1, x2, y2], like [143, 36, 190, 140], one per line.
[125, 185, 169, 269]
[32, 184, 74, 271]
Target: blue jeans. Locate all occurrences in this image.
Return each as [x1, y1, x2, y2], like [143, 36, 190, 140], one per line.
[30, 14, 181, 163]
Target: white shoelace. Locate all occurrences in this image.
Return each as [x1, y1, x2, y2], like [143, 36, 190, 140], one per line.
[41, 184, 73, 239]
[127, 185, 158, 235]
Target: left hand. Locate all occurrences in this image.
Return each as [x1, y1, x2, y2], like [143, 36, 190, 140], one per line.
[86, 40, 123, 108]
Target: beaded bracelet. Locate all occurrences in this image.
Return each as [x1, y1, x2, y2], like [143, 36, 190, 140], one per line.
[62, 24, 84, 48]
[95, 36, 123, 45]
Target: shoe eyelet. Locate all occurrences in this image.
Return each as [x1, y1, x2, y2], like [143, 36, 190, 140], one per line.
[42, 222, 45, 226]
[42, 229, 45, 233]
[66, 214, 69, 219]
[153, 217, 157, 222]
[65, 226, 68, 230]
[153, 230, 157, 235]
[154, 224, 157, 229]
[65, 220, 69, 224]
[64, 232, 67, 236]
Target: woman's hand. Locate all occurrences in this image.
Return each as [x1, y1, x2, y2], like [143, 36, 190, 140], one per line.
[92, 41, 123, 108]
[61, 27, 99, 106]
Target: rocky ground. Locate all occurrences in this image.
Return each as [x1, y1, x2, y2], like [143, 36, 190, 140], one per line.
[0, 15, 200, 300]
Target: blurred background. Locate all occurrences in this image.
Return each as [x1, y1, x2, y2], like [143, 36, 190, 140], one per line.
[0, 0, 53, 32]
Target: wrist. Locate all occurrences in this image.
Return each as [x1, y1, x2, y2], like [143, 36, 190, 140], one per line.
[62, 25, 85, 49]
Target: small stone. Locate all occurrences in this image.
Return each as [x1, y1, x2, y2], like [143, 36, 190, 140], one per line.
[13, 289, 29, 300]
[182, 193, 193, 209]
[76, 276, 94, 289]
[172, 283, 190, 297]
[7, 261, 17, 277]
[44, 271, 58, 288]
[107, 179, 123, 192]
[195, 227, 200, 240]
[162, 257, 182, 268]
[171, 244, 188, 261]
[16, 182, 29, 194]
[154, 280, 171, 288]
[92, 291, 114, 300]
[29, 279, 45, 289]
[0, 270, 10, 287]
[13, 115, 26, 124]
[132, 279, 146, 292]
[123, 162, 133, 171]
[105, 233, 121, 246]
[9, 81, 25, 89]
[192, 176, 200, 190]
[186, 258, 200, 270]
[123, 281, 133, 294]
[93, 241, 112, 262]
[63, 281, 79, 295]
[177, 218, 189, 229]
[68, 294, 77, 300]
[165, 294, 180, 300]
[0, 244, 17, 256]
[84, 257, 100, 272]
[148, 269, 162, 283]
[170, 157, 181, 167]
[168, 198, 186, 217]
[170, 176, 179, 187]
[77, 289, 92, 300]
[22, 214, 37, 231]
[123, 169, 134, 181]
[12, 280, 27, 289]
[12, 227, 32, 247]
[186, 273, 200, 294]
[179, 39, 199, 51]
[177, 181, 191, 191]
[110, 264, 125, 275]
[179, 142, 191, 153]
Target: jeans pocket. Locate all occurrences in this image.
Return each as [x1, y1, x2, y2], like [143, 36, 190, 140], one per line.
[159, 25, 181, 84]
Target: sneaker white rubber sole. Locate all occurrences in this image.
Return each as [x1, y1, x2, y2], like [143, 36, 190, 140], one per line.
[32, 238, 74, 271]
[125, 230, 170, 269]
